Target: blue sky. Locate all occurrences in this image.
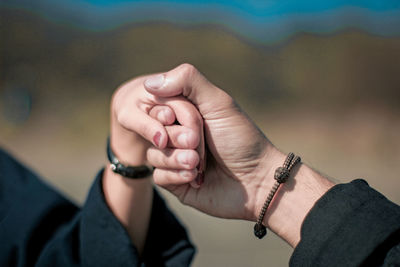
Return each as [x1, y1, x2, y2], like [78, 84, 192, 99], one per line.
[2, 0, 400, 42]
[80, 0, 400, 12]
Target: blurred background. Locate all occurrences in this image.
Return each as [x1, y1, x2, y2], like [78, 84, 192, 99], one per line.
[1, 0, 400, 266]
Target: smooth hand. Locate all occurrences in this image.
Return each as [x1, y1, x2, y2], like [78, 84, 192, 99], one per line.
[104, 75, 205, 254]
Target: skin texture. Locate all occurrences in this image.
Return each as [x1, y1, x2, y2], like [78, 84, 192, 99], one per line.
[143, 64, 334, 247]
[103, 75, 205, 255]
[103, 63, 335, 252]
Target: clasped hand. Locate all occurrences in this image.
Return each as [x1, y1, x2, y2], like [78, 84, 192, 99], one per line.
[111, 63, 283, 222]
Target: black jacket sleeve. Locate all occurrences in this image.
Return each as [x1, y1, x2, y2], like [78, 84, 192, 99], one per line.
[0, 148, 195, 267]
[290, 179, 400, 266]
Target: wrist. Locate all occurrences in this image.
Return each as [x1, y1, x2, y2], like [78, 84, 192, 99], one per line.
[110, 109, 149, 166]
[251, 148, 335, 247]
[251, 145, 287, 221]
[103, 167, 153, 254]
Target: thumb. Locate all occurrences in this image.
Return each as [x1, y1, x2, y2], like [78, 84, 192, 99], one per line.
[144, 63, 233, 116]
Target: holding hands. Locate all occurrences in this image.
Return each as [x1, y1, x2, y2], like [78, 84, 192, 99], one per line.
[106, 64, 334, 251]
[143, 64, 278, 222]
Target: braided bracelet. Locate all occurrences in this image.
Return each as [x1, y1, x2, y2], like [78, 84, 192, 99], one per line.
[254, 152, 301, 239]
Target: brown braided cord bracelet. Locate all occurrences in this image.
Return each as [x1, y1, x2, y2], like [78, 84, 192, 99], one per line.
[254, 152, 301, 239]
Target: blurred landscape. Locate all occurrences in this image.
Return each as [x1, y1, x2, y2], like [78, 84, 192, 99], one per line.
[1, 8, 400, 267]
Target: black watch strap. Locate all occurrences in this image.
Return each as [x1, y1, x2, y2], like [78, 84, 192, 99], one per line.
[107, 137, 153, 179]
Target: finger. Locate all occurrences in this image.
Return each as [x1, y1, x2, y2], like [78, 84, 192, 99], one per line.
[116, 106, 168, 149]
[147, 147, 199, 170]
[165, 125, 200, 149]
[148, 105, 176, 126]
[144, 63, 233, 114]
[156, 96, 203, 135]
[156, 96, 206, 176]
[153, 168, 198, 187]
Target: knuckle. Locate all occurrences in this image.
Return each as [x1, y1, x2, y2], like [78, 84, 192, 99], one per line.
[152, 169, 161, 184]
[148, 106, 158, 118]
[146, 148, 154, 162]
[116, 109, 129, 127]
[161, 152, 170, 167]
[224, 94, 237, 110]
[158, 106, 174, 125]
[187, 130, 200, 149]
[163, 107, 175, 124]
[140, 122, 152, 138]
[179, 63, 198, 79]
[178, 63, 203, 99]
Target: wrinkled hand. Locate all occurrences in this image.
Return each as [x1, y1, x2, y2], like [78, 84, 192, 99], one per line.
[144, 64, 279, 221]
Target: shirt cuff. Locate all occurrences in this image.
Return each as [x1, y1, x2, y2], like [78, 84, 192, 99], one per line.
[80, 170, 195, 267]
[290, 179, 400, 266]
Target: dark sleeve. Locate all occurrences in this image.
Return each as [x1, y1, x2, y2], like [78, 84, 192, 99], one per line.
[0, 148, 195, 267]
[290, 179, 400, 267]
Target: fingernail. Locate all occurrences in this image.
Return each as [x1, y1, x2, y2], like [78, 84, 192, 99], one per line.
[153, 131, 162, 147]
[145, 74, 165, 89]
[179, 170, 194, 180]
[177, 133, 188, 147]
[177, 151, 189, 166]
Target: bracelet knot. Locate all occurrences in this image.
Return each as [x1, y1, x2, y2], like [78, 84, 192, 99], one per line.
[254, 152, 301, 239]
[254, 223, 267, 239]
[274, 166, 290, 184]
